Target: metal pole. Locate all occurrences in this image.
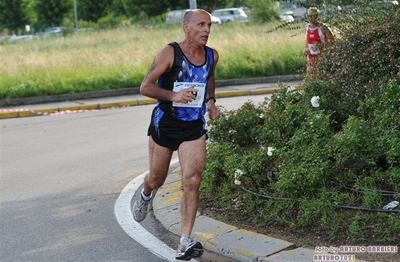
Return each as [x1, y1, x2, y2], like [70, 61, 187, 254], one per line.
[74, 0, 78, 30]
[189, 0, 197, 9]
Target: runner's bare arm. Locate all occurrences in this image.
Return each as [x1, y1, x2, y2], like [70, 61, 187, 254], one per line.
[304, 25, 310, 55]
[140, 45, 196, 103]
[323, 25, 334, 42]
[317, 25, 334, 50]
[207, 49, 220, 120]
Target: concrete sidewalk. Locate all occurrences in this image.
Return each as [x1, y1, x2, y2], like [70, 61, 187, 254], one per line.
[153, 167, 317, 262]
[0, 75, 302, 119]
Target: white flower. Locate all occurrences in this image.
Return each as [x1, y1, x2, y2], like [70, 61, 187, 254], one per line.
[267, 147, 275, 156]
[259, 113, 264, 119]
[287, 86, 297, 93]
[311, 96, 320, 108]
[235, 169, 243, 176]
[234, 169, 243, 185]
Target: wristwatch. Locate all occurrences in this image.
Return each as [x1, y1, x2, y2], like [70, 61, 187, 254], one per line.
[206, 96, 216, 103]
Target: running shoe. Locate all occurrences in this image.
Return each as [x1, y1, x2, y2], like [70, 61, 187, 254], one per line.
[132, 197, 150, 222]
[175, 237, 204, 260]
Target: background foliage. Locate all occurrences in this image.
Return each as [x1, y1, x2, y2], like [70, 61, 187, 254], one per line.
[1, 0, 343, 34]
[0, 0, 245, 33]
[34, 0, 71, 28]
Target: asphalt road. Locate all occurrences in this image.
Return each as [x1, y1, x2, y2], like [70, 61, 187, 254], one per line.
[0, 95, 269, 262]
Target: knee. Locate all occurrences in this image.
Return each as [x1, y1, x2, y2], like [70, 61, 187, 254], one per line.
[145, 175, 166, 191]
[182, 172, 202, 191]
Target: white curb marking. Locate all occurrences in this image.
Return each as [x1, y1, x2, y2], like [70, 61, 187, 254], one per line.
[115, 158, 199, 262]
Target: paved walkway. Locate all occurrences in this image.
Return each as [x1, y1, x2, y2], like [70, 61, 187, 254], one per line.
[0, 75, 302, 119]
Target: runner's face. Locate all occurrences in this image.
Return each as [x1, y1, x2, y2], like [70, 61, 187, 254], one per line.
[307, 10, 318, 24]
[186, 11, 212, 45]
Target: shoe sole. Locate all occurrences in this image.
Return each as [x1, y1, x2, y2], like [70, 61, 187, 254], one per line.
[175, 242, 204, 260]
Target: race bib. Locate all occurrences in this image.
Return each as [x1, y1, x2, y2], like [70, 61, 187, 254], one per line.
[308, 43, 320, 55]
[172, 82, 206, 108]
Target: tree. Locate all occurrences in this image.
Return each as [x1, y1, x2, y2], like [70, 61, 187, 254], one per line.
[34, 0, 71, 28]
[121, 0, 170, 17]
[0, 0, 30, 33]
[198, 0, 235, 12]
[110, 0, 127, 17]
[120, 0, 236, 18]
[246, 0, 279, 22]
[21, 0, 36, 28]
[78, 0, 113, 22]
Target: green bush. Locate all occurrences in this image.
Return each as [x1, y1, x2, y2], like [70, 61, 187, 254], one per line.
[201, 2, 400, 245]
[311, 1, 400, 123]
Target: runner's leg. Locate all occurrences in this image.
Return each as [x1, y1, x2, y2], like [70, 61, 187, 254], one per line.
[177, 135, 206, 237]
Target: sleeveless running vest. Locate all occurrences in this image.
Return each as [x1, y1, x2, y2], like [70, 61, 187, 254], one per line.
[306, 24, 326, 58]
[156, 42, 214, 122]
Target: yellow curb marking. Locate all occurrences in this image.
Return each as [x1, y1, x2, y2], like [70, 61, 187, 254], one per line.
[158, 190, 182, 206]
[98, 102, 124, 109]
[249, 88, 279, 95]
[119, 100, 137, 107]
[1, 85, 305, 119]
[216, 90, 249, 98]
[138, 98, 157, 105]
[0, 112, 18, 119]
[161, 181, 182, 193]
[230, 248, 254, 258]
[59, 104, 98, 111]
[18, 111, 42, 117]
[193, 232, 214, 241]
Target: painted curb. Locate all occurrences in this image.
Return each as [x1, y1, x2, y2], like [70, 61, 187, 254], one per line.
[0, 86, 302, 119]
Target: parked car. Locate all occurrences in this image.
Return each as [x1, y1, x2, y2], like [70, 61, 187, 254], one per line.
[8, 34, 39, 43]
[280, 11, 294, 23]
[166, 9, 221, 25]
[166, 9, 188, 24]
[211, 15, 222, 24]
[211, 8, 248, 23]
[43, 27, 62, 38]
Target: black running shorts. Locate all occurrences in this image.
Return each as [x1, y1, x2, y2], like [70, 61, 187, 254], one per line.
[147, 109, 206, 151]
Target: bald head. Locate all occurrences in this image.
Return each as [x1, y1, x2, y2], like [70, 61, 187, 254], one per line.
[183, 9, 211, 24]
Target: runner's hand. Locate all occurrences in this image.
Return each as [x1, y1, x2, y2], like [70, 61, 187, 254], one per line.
[174, 86, 198, 104]
[207, 102, 220, 120]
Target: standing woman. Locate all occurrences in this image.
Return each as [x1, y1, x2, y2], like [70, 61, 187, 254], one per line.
[303, 7, 334, 73]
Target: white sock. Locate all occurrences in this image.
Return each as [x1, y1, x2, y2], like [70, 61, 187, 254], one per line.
[180, 236, 190, 244]
[141, 188, 151, 201]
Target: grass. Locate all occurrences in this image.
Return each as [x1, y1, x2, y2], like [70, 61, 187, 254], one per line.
[0, 23, 305, 100]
